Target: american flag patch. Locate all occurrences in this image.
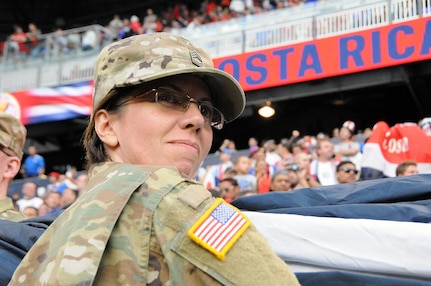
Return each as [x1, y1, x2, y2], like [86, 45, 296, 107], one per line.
[188, 198, 250, 260]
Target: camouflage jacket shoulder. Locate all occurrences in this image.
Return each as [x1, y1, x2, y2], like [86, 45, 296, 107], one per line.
[0, 198, 26, 222]
[9, 162, 299, 286]
[8, 162, 195, 285]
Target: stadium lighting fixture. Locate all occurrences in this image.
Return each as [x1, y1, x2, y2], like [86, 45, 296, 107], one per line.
[258, 101, 275, 118]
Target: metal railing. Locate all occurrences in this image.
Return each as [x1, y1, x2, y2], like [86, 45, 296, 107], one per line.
[315, 2, 389, 37]
[1, 24, 114, 66]
[0, 0, 429, 93]
[0, 25, 114, 92]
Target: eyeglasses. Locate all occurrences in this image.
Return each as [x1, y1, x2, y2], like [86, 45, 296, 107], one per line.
[127, 87, 225, 130]
[341, 168, 359, 174]
[285, 163, 300, 172]
[0, 145, 15, 157]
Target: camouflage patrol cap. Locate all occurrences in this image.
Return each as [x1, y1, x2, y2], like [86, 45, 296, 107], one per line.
[0, 112, 27, 159]
[93, 33, 245, 123]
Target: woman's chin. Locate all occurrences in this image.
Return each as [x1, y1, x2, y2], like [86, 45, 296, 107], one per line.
[174, 162, 197, 179]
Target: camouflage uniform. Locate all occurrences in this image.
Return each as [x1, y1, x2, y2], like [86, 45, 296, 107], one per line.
[9, 34, 299, 285]
[0, 112, 27, 161]
[0, 197, 26, 222]
[9, 162, 300, 285]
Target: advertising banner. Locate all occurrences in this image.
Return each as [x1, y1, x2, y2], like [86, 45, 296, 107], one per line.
[214, 17, 431, 91]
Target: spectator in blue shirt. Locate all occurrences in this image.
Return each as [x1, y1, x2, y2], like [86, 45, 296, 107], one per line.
[20, 145, 45, 178]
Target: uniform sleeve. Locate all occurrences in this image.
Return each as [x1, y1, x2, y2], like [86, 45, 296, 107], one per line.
[153, 181, 300, 286]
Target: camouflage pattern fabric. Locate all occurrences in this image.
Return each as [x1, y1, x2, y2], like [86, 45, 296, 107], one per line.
[0, 198, 26, 222]
[9, 162, 299, 285]
[0, 112, 27, 159]
[92, 33, 245, 123]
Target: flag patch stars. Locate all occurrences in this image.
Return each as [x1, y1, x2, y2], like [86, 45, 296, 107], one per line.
[188, 198, 250, 260]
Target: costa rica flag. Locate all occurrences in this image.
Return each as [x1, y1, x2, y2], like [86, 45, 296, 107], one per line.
[361, 121, 431, 179]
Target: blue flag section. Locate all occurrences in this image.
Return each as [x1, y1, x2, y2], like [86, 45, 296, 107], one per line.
[295, 271, 431, 286]
[232, 174, 431, 285]
[0, 214, 57, 285]
[232, 174, 431, 222]
[1, 176, 431, 284]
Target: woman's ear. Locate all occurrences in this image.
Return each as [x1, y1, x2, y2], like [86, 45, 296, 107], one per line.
[3, 156, 21, 180]
[94, 110, 119, 148]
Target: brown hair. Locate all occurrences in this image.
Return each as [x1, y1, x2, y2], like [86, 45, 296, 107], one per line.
[336, 160, 356, 172]
[82, 87, 139, 169]
[395, 160, 417, 176]
[316, 138, 332, 150]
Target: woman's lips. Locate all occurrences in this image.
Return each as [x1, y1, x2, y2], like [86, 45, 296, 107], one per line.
[170, 140, 200, 153]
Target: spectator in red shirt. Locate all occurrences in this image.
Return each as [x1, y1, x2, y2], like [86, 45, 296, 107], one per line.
[130, 15, 142, 34]
[205, 0, 218, 14]
[7, 25, 29, 60]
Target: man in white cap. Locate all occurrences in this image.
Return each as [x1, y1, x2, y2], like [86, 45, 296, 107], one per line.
[334, 120, 362, 171]
[419, 117, 431, 136]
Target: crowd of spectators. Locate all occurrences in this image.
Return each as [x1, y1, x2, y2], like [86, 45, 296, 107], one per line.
[10, 165, 88, 218]
[198, 118, 431, 201]
[0, 0, 319, 64]
[105, 0, 319, 38]
[4, 116, 430, 219]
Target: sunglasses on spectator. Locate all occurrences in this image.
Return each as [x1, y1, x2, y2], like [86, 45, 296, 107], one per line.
[221, 186, 234, 192]
[341, 168, 359, 174]
[124, 87, 225, 130]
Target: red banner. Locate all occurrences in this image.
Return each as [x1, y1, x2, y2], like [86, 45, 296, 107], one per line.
[361, 121, 431, 178]
[214, 17, 431, 91]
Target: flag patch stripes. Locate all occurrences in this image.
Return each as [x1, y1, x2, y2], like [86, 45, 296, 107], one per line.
[188, 198, 250, 260]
